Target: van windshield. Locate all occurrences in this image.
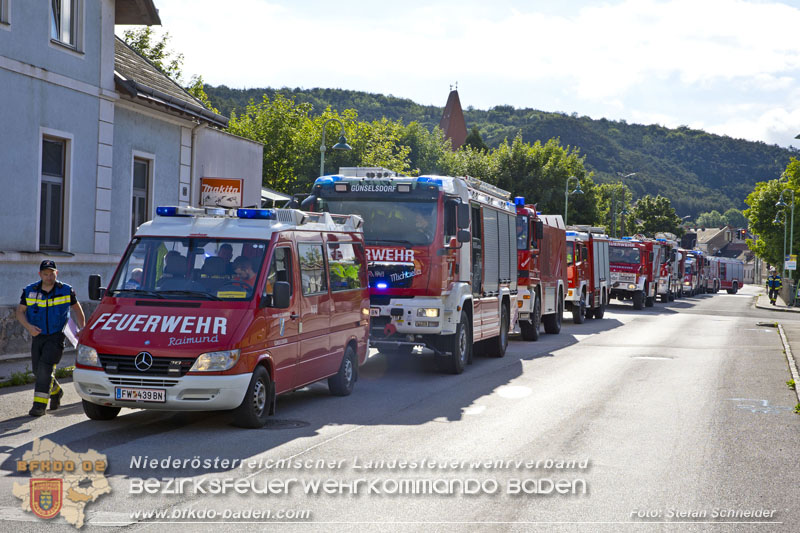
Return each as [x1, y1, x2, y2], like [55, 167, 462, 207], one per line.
[107, 237, 268, 300]
[609, 245, 641, 264]
[324, 200, 437, 245]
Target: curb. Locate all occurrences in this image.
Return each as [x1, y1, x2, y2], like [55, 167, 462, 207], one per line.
[754, 295, 800, 313]
[777, 324, 800, 404]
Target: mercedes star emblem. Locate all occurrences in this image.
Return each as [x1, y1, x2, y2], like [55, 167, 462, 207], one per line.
[134, 351, 153, 372]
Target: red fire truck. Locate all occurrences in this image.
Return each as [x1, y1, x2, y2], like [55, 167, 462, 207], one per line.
[609, 237, 663, 310]
[74, 206, 369, 428]
[682, 250, 706, 296]
[655, 233, 683, 302]
[718, 257, 744, 294]
[705, 256, 722, 293]
[515, 202, 567, 339]
[310, 171, 518, 374]
[565, 226, 610, 322]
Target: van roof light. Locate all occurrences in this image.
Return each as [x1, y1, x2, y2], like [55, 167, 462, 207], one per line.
[237, 208, 276, 220]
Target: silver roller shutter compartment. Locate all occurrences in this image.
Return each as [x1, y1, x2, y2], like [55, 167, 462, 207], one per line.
[483, 208, 499, 294]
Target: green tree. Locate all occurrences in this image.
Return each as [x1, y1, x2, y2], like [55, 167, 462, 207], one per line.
[595, 182, 634, 236]
[398, 123, 451, 175]
[186, 75, 219, 114]
[745, 157, 800, 276]
[630, 195, 684, 236]
[463, 126, 488, 151]
[122, 27, 184, 82]
[492, 134, 598, 224]
[695, 210, 725, 228]
[723, 208, 747, 228]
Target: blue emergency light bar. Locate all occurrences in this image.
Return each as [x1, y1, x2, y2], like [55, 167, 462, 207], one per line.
[514, 196, 525, 206]
[156, 206, 192, 217]
[237, 208, 276, 220]
[375, 282, 388, 289]
[621, 236, 634, 240]
[566, 231, 578, 236]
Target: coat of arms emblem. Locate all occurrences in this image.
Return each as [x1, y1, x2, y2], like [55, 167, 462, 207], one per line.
[30, 479, 62, 519]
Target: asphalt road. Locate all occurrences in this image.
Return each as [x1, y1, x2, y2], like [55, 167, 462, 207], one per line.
[1, 285, 798, 532]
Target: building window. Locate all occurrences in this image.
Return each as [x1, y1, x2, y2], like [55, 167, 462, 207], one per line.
[40, 138, 66, 250]
[132, 158, 150, 237]
[50, 0, 78, 47]
[0, 0, 10, 25]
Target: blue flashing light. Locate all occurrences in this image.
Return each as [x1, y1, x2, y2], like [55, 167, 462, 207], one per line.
[514, 196, 525, 206]
[566, 231, 578, 236]
[621, 236, 634, 240]
[375, 282, 388, 290]
[237, 208, 276, 220]
[416, 176, 444, 188]
[313, 175, 344, 185]
[156, 206, 187, 217]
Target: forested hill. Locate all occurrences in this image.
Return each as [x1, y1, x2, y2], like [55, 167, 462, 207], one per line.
[204, 85, 799, 216]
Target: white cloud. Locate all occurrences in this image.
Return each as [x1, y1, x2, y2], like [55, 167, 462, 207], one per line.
[122, 0, 800, 145]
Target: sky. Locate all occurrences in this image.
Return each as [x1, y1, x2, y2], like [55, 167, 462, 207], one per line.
[119, 0, 800, 148]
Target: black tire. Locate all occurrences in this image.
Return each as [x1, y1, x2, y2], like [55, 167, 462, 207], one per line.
[543, 290, 563, 334]
[572, 291, 586, 324]
[436, 311, 470, 374]
[519, 291, 541, 341]
[485, 303, 509, 357]
[632, 290, 644, 310]
[669, 289, 676, 301]
[329, 345, 357, 396]
[659, 293, 669, 303]
[732, 282, 739, 294]
[645, 295, 654, 307]
[232, 366, 271, 428]
[593, 292, 606, 319]
[82, 400, 120, 421]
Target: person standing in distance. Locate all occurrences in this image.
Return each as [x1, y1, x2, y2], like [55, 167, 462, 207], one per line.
[15, 260, 85, 416]
[766, 267, 782, 306]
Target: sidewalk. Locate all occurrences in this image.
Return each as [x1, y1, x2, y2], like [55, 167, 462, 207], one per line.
[753, 288, 800, 313]
[0, 349, 75, 383]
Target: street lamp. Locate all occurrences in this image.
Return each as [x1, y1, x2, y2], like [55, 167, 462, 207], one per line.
[611, 172, 636, 238]
[776, 188, 795, 279]
[319, 118, 352, 177]
[564, 176, 583, 226]
[620, 206, 630, 237]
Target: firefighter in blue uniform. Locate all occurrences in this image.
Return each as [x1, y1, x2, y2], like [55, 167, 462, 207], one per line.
[15, 260, 85, 416]
[766, 267, 782, 306]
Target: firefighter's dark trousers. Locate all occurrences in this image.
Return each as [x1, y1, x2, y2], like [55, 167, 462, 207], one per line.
[31, 333, 64, 407]
[769, 289, 780, 304]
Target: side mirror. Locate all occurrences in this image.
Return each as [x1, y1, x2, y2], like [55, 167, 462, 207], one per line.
[300, 194, 317, 212]
[534, 220, 544, 241]
[457, 203, 470, 230]
[272, 281, 291, 309]
[88, 274, 105, 301]
[457, 229, 470, 243]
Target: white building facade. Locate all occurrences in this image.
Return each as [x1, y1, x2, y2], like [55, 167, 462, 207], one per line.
[0, 0, 262, 354]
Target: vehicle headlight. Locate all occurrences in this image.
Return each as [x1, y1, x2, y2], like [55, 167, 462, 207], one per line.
[190, 349, 240, 372]
[627, 284, 637, 290]
[416, 308, 440, 318]
[77, 344, 100, 367]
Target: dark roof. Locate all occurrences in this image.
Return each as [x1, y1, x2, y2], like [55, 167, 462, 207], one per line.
[115, 0, 161, 25]
[114, 37, 228, 128]
[439, 90, 467, 150]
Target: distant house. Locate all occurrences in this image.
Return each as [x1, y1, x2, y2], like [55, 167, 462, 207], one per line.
[0, 0, 261, 354]
[439, 89, 467, 150]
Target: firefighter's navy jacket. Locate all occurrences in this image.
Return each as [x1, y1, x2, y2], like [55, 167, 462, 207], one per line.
[766, 274, 782, 290]
[22, 281, 74, 335]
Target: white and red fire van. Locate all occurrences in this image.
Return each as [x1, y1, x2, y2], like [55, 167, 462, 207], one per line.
[73, 206, 369, 428]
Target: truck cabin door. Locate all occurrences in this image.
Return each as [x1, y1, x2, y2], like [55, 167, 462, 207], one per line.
[259, 244, 299, 393]
[296, 241, 332, 387]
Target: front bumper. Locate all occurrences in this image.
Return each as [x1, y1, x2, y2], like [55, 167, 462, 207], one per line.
[73, 368, 251, 411]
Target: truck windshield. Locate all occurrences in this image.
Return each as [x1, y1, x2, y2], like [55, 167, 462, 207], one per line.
[107, 237, 268, 300]
[609, 245, 641, 264]
[324, 200, 437, 245]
